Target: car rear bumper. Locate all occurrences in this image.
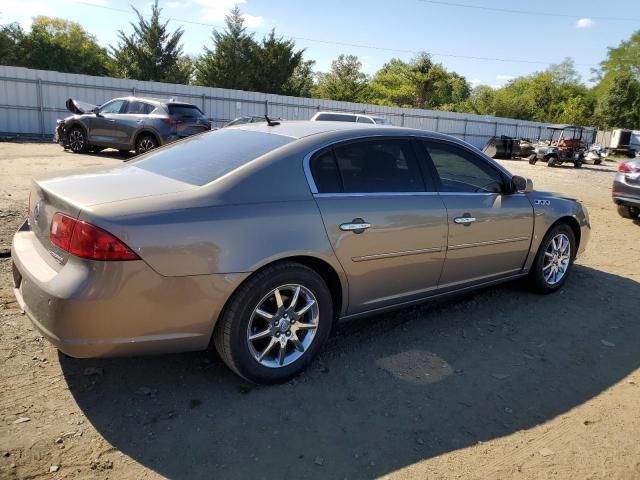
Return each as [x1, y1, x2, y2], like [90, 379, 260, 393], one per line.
[612, 176, 640, 207]
[11, 223, 248, 358]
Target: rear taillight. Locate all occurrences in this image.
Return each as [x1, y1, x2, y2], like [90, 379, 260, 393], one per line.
[618, 162, 639, 173]
[162, 118, 180, 126]
[50, 213, 139, 261]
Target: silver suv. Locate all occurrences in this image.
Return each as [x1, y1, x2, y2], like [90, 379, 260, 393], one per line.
[55, 97, 211, 154]
[311, 111, 392, 125]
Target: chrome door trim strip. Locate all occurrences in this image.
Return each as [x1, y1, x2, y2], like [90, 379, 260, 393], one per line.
[447, 236, 530, 251]
[352, 246, 442, 262]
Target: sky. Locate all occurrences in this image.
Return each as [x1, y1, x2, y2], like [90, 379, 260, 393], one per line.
[1, 0, 639, 87]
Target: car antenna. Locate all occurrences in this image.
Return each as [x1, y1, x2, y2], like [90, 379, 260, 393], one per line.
[265, 115, 280, 127]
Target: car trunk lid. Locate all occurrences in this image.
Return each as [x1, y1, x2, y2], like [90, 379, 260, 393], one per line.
[29, 165, 196, 264]
[167, 104, 211, 137]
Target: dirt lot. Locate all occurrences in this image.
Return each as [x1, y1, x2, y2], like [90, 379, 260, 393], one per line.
[0, 143, 639, 480]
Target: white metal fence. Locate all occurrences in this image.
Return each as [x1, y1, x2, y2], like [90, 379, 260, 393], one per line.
[0, 66, 597, 149]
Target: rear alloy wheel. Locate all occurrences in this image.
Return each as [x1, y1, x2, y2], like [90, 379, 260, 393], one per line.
[135, 134, 158, 154]
[68, 126, 88, 153]
[214, 262, 333, 384]
[617, 204, 640, 219]
[529, 223, 576, 293]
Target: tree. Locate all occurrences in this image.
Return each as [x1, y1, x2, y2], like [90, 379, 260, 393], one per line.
[548, 57, 582, 85]
[250, 30, 304, 94]
[9, 17, 112, 75]
[111, 0, 191, 83]
[283, 59, 316, 97]
[0, 22, 26, 67]
[369, 53, 471, 110]
[194, 6, 258, 90]
[595, 71, 640, 129]
[315, 54, 372, 103]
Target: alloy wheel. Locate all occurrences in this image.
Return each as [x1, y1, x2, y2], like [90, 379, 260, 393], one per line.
[542, 233, 571, 285]
[138, 137, 156, 152]
[69, 129, 85, 152]
[246, 284, 319, 368]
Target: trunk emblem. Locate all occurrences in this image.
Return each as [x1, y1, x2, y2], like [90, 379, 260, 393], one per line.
[33, 201, 42, 220]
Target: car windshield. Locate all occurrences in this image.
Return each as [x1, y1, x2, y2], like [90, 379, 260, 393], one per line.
[168, 104, 204, 117]
[131, 129, 293, 186]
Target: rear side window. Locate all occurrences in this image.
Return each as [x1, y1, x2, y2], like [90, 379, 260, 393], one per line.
[423, 141, 504, 193]
[356, 116, 375, 124]
[310, 139, 424, 193]
[315, 113, 357, 122]
[168, 104, 204, 117]
[132, 129, 292, 186]
[126, 101, 154, 114]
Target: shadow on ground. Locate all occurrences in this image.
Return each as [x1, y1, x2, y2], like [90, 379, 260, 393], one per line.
[60, 265, 640, 479]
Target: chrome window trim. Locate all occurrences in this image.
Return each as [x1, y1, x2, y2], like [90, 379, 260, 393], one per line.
[303, 133, 514, 195]
[313, 192, 439, 198]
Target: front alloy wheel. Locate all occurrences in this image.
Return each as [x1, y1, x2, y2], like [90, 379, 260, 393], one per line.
[68, 126, 88, 153]
[529, 223, 576, 293]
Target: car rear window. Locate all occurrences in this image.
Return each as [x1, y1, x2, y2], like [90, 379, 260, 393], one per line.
[131, 129, 293, 186]
[168, 104, 204, 117]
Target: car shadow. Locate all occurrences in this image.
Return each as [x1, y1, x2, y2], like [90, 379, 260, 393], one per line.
[64, 148, 136, 161]
[59, 265, 640, 479]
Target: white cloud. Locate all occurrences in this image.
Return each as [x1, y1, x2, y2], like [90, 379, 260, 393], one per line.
[193, 0, 264, 27]
[0, 0, 56, 28]
[469, 78, 482, 85]
[576, 18, 594, 28]
[496, 74, 515, 81]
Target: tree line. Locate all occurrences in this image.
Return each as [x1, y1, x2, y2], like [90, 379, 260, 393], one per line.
[1, 1, 639, 130]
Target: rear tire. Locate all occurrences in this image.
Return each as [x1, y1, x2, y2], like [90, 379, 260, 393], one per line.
[528, 223, 576, 294]
[68, 126, 88, 153]
[213, 261, 333, 384]
[528, 154, 537, 165]
[547, 156, 558, 167]
[135, 134, 158, 154]
[617, 204, 640, 219]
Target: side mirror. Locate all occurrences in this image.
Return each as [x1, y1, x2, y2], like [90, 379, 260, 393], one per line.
[93, 107, 102, 117]
[511, 175, 533, 193]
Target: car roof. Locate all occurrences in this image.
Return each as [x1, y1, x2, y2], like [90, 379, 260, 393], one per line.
[231, 120, 455, 141]
[110, 96, 198, 107]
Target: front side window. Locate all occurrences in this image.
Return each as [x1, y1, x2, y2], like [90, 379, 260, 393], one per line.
[311, 139, 424, 193]
[98, 100, 126, 115]
[423, 141, 504, 193]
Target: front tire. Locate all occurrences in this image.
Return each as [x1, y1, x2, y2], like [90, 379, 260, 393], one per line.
[617, 204, 640, 219]
[214, 262, 333, 384]
[547, 156, 558, 167]
[528, 223, 576, 293]
[68, 126, 88, 153]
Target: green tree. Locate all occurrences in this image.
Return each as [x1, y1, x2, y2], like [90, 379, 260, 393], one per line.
[594, 71, 640, 129]
[315, 54, 372, 102]
[0, 22, 26, 67]
[283, 59, 316, 97]
[194, 6, 258, 90]
[111, 0, 191, 83]
[11, 17, 112, 75]
[251, 30, 304, 94]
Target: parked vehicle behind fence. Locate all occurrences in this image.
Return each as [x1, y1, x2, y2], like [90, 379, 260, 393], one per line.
[55, 97, 211, 155]
[14, 121, 590, 384]
[311, 111, 392, 125]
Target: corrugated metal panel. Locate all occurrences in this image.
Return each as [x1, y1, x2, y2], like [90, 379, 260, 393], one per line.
[0, 65, 598, 144]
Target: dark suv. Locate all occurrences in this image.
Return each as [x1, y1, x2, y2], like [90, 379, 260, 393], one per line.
[55, 97, 211, 154]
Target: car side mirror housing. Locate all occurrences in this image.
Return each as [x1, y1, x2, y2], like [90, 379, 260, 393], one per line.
[511, 175, 533, 193]
[93, 107, 102, 117]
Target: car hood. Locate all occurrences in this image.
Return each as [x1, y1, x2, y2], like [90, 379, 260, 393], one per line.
[65, 98, 98, 115]
[35, 165, 196, 208]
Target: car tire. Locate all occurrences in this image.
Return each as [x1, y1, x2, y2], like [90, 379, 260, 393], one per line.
[528, 223, 576, 294]
[617, 204, 640, 219]
[528, 155, 537, 165]
[135, 134, 158, 154]
[573, 160, 582, 168]
[68, 126, 88, 153]
[594, 159, 602, 165]
[547, 156, 558, 167]
[213, 261, 333, 384]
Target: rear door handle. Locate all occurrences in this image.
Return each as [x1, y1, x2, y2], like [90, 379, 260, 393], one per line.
[453, 216, 476, 225]
[340, 219, 371, 233]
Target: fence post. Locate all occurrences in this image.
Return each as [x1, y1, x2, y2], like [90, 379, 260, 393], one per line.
[36, 78, 45, 139]
[264, 99, 269, 116]
[515, 124, 519, 138]
[401, 113, 405, 127]
[132, 87, 136, 96]
[201, 93, 206, 113]
[538, 126, 542, 140]
[463, 118, 468, 140]
[494, 121, 498, 136]
[435, 116, 440, 133]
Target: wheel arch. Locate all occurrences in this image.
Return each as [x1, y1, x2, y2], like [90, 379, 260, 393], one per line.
[134, 129, 161, 148]
[549, 216, 581, 251]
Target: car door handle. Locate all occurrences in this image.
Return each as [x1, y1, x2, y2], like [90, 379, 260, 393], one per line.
[340, 219, 371, 233]
[453, 216, 476, 225]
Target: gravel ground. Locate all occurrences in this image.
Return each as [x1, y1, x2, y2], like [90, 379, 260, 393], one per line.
[0, 143, 639, 480]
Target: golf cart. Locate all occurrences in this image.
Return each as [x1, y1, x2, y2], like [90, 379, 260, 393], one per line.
[528, 125, 587, 168]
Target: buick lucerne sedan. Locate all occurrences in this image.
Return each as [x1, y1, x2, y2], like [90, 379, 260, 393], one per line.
[12, 122, 590, 383]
